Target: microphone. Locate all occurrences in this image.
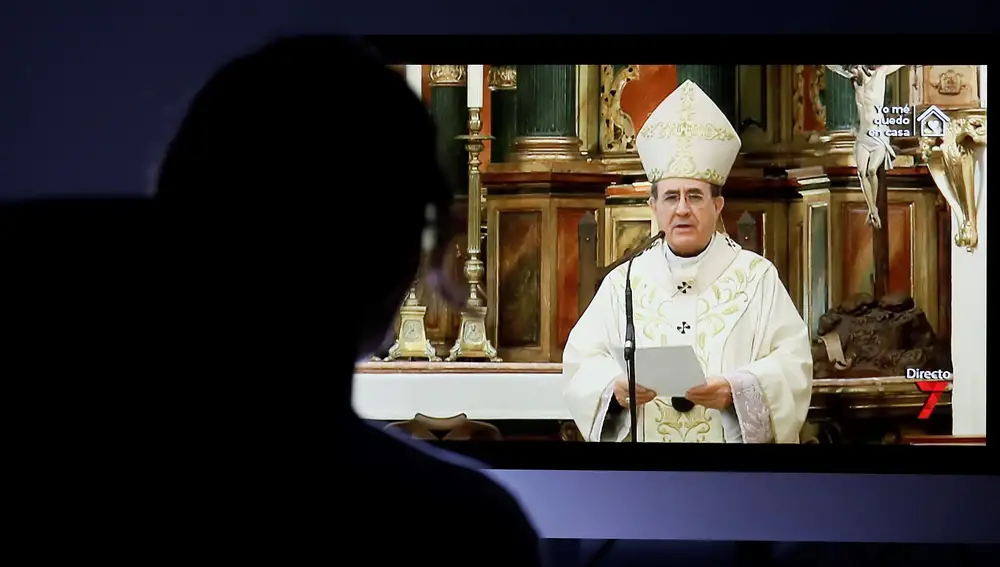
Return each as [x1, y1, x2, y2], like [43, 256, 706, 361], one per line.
[623, 230, 664, 444]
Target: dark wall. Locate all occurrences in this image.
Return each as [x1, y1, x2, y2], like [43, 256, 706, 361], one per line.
[0, 1, 378, 201]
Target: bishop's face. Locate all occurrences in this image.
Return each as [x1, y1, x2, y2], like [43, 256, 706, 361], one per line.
[650, 178, 724, 257]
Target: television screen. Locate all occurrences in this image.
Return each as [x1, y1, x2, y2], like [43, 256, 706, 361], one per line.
[350, 62, 993, 543]
[356, 63, 985, 455]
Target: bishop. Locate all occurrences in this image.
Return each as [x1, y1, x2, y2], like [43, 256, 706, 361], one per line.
[562, 81, 813, 443]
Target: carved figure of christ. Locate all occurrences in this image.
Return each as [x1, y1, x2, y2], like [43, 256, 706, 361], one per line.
[825, 64, 905, 298]
[855, 65, 902, 225]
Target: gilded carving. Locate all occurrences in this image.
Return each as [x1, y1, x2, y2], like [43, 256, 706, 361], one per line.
[926, 109, 987, 252]
[911, 65, 980, 109]
[599, 65, 640, 153]
[809, 65, 827, 129]
[488, 66, 516, 90]
[930, 69, 967, 96]
[791, 65, 806, 134]
[918, 137, 935, 164]
[429, 65, 467, 86]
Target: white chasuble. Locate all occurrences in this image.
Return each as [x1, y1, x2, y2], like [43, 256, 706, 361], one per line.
[562, 232, 813, 443]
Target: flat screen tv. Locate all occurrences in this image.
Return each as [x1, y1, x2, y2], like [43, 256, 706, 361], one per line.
[356, 52, 995, 544]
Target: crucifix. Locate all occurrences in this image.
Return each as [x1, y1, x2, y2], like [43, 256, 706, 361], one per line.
[824, 65, 904, 298]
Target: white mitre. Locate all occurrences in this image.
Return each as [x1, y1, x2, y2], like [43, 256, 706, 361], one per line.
[636, 80, 742, 187]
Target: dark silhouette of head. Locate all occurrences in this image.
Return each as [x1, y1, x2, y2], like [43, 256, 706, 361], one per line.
[155, 36, 463, 372]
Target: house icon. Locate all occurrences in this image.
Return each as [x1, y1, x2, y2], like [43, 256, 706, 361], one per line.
[916, 105, 950, 137]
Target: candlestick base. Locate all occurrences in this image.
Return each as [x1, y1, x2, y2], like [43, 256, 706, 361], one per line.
[384, 302, 441, 362]
[446, 305, 501, 362]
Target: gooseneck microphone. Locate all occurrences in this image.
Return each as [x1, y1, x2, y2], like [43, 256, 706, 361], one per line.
[623, 231, 665, 444]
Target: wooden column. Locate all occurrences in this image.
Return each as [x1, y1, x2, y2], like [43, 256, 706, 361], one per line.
[429, 65, 469, 193]
[510, 65, 582, 160]
[822, 71, 858, 132]
[488, 65, 517, 163]
[677, 65, 738, 127]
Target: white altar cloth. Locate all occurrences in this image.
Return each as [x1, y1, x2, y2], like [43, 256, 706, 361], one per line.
[351, 363, 928, 423]
[352, 364, 570, 421]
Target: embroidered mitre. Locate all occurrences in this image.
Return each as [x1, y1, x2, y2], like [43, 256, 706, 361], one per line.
[636, 80, 742, 187]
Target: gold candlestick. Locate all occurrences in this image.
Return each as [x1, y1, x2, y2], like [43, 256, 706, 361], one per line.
[384, 281, 441, 361]
[447, 107, 501, 362]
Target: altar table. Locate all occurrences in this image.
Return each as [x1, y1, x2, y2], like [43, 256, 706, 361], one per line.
[352, 362, 951, 441]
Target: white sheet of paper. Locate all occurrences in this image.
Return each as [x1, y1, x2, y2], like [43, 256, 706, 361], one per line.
[610, 345, 706, 397]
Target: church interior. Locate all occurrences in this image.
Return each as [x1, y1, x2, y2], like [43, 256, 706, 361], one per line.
[359, 64, 987, 445]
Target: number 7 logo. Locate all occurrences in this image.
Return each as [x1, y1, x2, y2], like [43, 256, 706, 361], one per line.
[915, 381, 951, 419]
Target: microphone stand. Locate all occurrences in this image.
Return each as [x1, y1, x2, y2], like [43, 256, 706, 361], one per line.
[622, 231, 664, 444]
[624, 257, 639, 444]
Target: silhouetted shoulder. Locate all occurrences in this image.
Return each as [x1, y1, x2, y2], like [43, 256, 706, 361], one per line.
[345, 419, 543, 566]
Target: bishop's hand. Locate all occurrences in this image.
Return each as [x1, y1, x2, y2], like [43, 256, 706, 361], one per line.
[685, 378, 733, 410]
[613, 376, 657, 408]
